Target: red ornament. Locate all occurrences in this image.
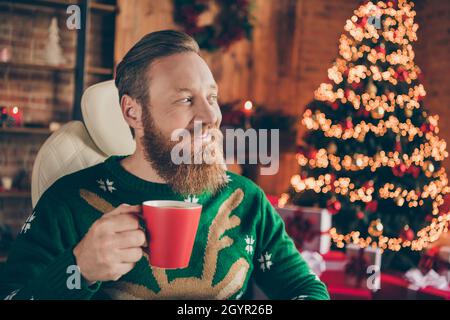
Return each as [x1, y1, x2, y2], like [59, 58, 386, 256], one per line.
[393, 163, 407, 177]
[351, 82, 363, 90]
[358, 16, 368, 28]
[421, 123, 434, 134]
[363, 180, 374, 190]
[327, 198, 342, 215]
[375, 46, 386, 55]
[357, 108, 370, 117]
[308, 149, 318, 159]
[400, 226, 415, 241]
[366, 200, 378, 213]
[356, 211, 365, 220]
[395, 67, 408, 82]
[395, 139, 402, 152]
[344, 89, 352, 99]
[407, 166, 420, 178]
[387, 0, 398, 8]
[343, 118, 353, 130]
[331, 102, 339, 110]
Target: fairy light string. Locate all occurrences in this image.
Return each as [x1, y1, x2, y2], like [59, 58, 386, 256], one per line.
[286, 0, 450, 252]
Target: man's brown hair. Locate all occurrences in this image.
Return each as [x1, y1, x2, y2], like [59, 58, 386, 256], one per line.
[115, 30, 200, 136]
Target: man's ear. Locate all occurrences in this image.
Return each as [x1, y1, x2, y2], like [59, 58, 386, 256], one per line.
[121, 95, 143, 132]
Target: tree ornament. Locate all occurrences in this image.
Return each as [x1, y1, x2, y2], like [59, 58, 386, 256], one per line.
[366, 200, 378, 213]
[395, 135, 402, 152]
[368, 219, 383, 237]
[343, 117, 353, 130]
[308, 148, 318, 160]
[371, 106, 385, 119]
[395, 196, 405, 207]
[356, 210, 365, 220]
[355, 156, 364, 168]
[331, 102, 339, 110]
[375, 43, 386, 55]
[400, 225, 415, 241]
[363, 180, 374, 190]
[423, 161, 435, 178]
[326, 197, 342, 215]
[367, 80, 377, 96]
[405, 108, 413, 118]
[327, 142, 338, 154]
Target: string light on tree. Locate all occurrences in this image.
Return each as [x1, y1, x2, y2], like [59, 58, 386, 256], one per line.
[285, 0, 450, 266]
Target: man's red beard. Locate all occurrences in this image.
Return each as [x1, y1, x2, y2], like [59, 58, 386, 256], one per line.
[140, 108, 227, 196]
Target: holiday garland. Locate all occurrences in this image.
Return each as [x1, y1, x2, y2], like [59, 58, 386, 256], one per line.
[173, 0, 253, 52]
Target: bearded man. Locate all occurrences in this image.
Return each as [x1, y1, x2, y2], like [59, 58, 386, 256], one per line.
[0, 30, 329, 300]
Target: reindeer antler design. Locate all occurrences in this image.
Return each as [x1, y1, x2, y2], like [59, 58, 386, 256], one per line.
[80, 188, 250, 300]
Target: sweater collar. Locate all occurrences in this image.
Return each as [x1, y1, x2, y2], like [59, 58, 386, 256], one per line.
[103, 155, 178, 196]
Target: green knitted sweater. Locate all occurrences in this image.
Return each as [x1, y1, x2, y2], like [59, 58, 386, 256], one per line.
[0, 156, 329, 300]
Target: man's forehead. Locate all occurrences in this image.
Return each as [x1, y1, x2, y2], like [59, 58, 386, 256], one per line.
[149, 53, 217, 89]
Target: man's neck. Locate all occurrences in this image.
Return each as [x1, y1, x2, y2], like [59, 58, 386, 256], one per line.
[120, 147, 166, 184]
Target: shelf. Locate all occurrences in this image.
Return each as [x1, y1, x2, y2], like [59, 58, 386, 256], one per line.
[0, 0, 75, 13]
[0, 1, 117, 14]
[0, 127, 52, 135]
[0, 191, 31, 199]
[0, 62, 75, 73]
[86, 66, 114, 76]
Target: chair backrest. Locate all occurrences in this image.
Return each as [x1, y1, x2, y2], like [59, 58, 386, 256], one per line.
[31, 80, 136, 207]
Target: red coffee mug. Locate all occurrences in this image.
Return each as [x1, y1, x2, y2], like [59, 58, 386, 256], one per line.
[142, 200, 202, 269]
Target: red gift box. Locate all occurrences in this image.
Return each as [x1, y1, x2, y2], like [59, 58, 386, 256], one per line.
[344, 244, 382, 291]
[375, 273, 450, 300]
[320, 270, 373, 300]
[322, 250, 348, 271]
[276, 205, 332, 254]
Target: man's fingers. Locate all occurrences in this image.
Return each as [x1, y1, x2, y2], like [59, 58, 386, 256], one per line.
[115, 229, 147, 248]
[118, 248, 144, 263]
[104, 204, 141, 217]
[105, 213, 142, 233]
[115, 263, 136, 278]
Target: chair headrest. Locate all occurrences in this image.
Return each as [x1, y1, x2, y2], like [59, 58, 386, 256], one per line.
[81, 80, 136, 156]
[31, 121, 107, 208]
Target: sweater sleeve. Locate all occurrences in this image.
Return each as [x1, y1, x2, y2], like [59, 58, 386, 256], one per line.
[0, 188, 101, 300]
[252, 189, 330, 300]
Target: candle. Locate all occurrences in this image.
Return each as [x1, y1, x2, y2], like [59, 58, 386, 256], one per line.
[243, 100, 253, 129]
[10, 106, 23, 127]
[244, 100, 253, 114]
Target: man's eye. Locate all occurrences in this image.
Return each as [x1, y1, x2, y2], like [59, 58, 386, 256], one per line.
[179, 97, 193, 104]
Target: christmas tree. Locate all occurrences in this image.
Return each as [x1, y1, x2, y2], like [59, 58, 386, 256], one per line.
[45, 17, 66, 66]
[282, 0, 450, 270]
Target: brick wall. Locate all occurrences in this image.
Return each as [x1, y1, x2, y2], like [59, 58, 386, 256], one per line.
[415, 0, 450, 172]
[0, 3, 115, 237]
[0, 8, 76, 125]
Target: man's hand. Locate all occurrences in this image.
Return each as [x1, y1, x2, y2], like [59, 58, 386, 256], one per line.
[73, 204, 145, 284]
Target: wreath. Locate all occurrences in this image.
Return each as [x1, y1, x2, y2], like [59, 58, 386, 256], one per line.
[173, 0, 253, 52]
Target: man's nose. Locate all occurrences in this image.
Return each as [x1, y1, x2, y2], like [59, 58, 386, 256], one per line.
[195, 97, 218, 126]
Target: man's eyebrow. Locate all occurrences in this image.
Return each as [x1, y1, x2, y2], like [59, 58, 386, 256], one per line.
[174, 84, 218, 93]
[174, 88, 192, 93]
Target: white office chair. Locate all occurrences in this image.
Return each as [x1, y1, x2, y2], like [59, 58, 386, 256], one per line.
[31, 80, 136, 208]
